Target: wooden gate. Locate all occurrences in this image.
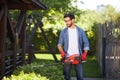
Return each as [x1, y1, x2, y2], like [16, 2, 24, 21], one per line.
[96, 18, 120, 78]
[0, 0, 47, 79]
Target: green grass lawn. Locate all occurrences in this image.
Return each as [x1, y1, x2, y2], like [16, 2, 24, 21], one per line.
[84, 55, 102, 78]
[34, 53, 102, 78]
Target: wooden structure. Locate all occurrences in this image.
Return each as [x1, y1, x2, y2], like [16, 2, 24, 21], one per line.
[0, 0, 47, 79]
[26, 18, 58, 63]
[96, 18, 120, 78]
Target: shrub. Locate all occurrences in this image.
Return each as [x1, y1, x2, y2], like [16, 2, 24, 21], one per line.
[3, 60, 64, 80]
[3, 71, 48, 80]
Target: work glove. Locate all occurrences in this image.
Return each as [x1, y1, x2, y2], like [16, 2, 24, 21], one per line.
[82, 51, 87, 61]
[60, 51, 65, 59]
[60, 51, 68, 64]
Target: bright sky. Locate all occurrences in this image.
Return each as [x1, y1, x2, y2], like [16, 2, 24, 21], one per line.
[72, 0, 120, 11]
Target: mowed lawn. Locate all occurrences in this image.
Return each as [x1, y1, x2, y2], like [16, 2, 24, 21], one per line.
[34, 53, 102, 78]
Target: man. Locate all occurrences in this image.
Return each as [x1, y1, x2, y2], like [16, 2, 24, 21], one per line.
[57, 13, 90, 80]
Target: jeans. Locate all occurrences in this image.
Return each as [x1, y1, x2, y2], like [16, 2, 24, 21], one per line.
[63, 63, 83, 80]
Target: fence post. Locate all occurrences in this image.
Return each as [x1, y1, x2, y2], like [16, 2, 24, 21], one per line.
[102, 24, 107, 77]
[28, 44, 34, 64]
[102, 37, 106, 77]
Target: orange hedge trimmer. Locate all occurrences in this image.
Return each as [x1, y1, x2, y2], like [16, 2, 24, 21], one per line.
[61, 54, 86, 65]
[32, 54, 86, 68]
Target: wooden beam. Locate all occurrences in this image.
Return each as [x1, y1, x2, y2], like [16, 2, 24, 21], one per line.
[7, 13, 15, 42]
[16, 9, 26, 35]
[0, 0, 6, 4]
[28, 21, 39, 43]
[0, 5, 7, 78]
[20, 16, 26, 64]
[0, 6, 4, 21]
[7, 0, 47, 10]
[26, 21, 40, 63]
[31, 0, 47, 10]
[38, 21, 58, 62]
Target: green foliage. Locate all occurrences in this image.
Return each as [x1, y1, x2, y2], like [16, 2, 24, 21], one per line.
[86, 31, 96, 55]
[9, 10, 20, 21]
[3, 60, 64, 80]
[3, 54, 101, 80]
[98, 5, 120, 23]
[32, 28, 61, 52]
[40, 0, 71, 13]
[3, 71, 48, 80]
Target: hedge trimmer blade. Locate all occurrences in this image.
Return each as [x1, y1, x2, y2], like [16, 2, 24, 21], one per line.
[31, 62, 61, 68]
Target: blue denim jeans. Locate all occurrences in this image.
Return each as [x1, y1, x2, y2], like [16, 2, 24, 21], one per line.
[63, 63, 83, 80]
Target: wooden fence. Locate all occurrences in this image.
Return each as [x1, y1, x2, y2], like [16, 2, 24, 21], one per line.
[96, 18, 120, 78]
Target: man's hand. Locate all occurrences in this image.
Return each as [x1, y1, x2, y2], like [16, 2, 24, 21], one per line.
[82, 51, 88, 61]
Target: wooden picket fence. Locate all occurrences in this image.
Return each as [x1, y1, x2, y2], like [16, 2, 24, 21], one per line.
[96, 18, 120, 78]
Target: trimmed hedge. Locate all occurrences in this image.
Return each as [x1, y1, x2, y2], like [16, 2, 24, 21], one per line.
[3, 60, 64, 80]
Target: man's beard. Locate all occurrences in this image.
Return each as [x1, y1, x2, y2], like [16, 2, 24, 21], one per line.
[67, 23, 73, 27]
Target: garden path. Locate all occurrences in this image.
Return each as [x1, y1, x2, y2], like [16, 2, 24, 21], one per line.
[72, 77, 120, 80]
